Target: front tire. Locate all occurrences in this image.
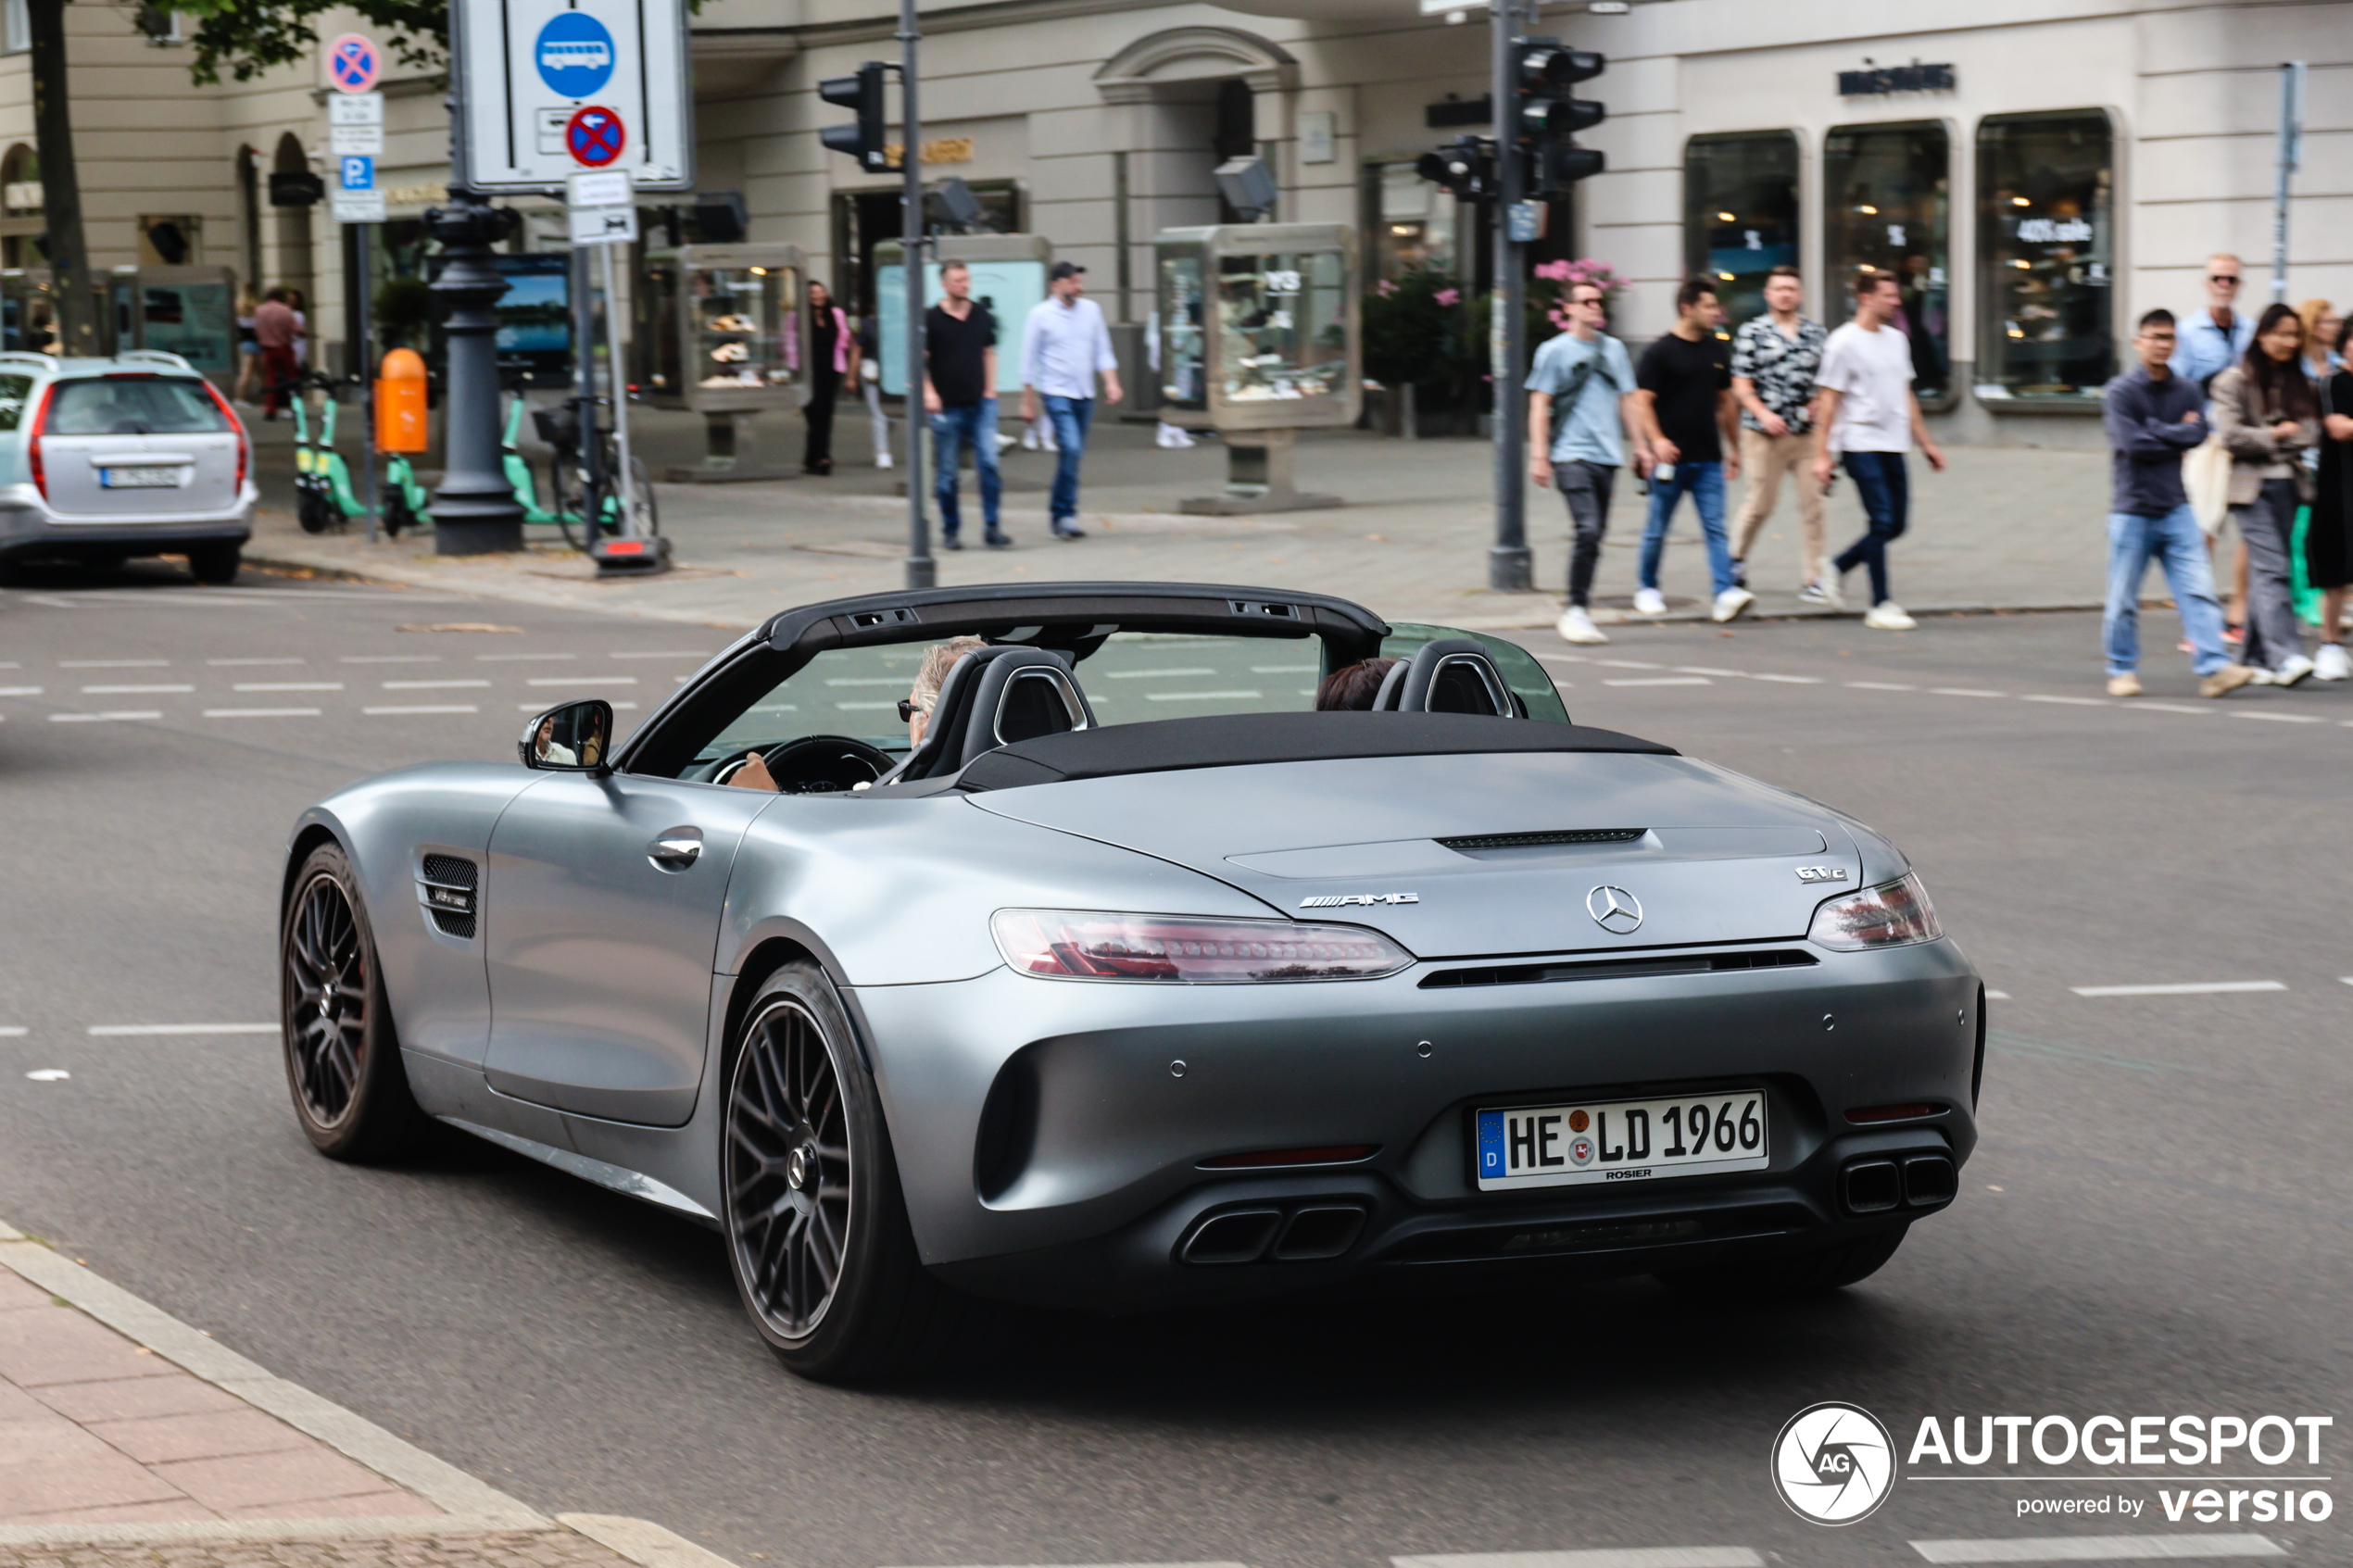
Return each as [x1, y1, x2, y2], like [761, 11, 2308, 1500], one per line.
[723, 961, 975, 1382]
[280, 844, 423, 1160]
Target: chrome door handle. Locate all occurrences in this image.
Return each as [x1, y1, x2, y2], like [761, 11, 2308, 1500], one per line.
[647, 828, 703, 871]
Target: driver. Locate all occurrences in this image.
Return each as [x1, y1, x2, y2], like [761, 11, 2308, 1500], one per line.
[725, 635, 986, 792]
[532, 716, 577, 767]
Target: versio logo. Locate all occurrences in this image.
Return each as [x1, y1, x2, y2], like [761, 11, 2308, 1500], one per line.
[1773, 1402, 1898, 1524]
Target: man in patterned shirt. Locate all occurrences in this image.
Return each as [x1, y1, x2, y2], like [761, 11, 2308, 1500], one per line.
[1728, 264, 1831, 600]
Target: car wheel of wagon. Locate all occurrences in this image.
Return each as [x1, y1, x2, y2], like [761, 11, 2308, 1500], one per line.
[187, 542, 241, 584]
[724, 961, 974, 1383]
[1655, 1223, 1908, 1300]
[280, 844, 423, 1160]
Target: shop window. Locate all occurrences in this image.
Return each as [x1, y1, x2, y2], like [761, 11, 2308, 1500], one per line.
[1825, 120, 1949, 402]
[1, 0, 26, 55]
[1683, 132, 1798, 328]
[1370, 160, 1457, 282]
[1977, 109, 2113, 404]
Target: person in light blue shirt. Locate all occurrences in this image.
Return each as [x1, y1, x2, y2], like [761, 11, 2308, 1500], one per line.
[1020, 261, 1123, 537]
[1527, 278, 1645, 644]
[2169, 254, 2255, 386]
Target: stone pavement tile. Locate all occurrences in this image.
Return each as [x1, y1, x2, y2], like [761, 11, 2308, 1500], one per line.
[0, 1382, 51, 1424]
[0, 1498, 217, 1525]
[0, 1308, 175, 1389]
[148, 1447, 410, 1512]
[86, 1409, 311, 1465]
[0, 1276, 46, 1311]
[0, 1423, 190, 1518]
[32, 1375, 244, 1425]
[0, 1534, 644, 1568]
[215, 1491, 445, 1521]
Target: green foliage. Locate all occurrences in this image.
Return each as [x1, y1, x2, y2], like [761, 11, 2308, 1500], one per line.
[1362, 268, 1467, 392]
[374, 274, 434, 347]
[166, 0, 447, 85]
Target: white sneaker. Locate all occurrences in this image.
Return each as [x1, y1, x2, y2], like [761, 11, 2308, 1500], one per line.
[2274, 654, 2316, 687]
[1555, 606, 1609, 645]
[875, 450, 894, 470]
[2245, 666, 2276, 686]
[1631, 587, 1667, 616]
[1863, 601, 1917, 631]
[1814, 573, 1846, 611]
[2313, 643, 2350, 681]
[1797, 582, 1829, 605]
[1710, 586, 1755, 623]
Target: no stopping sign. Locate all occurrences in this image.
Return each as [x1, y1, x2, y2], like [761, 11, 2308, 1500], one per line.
[565, 106, 627, 168]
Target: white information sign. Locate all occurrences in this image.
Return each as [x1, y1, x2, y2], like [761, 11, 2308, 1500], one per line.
[452, 0, 692, 194]
[329, 92, 385, 157]
[567, 169, 637, 245]
[332, 153, 385, 224]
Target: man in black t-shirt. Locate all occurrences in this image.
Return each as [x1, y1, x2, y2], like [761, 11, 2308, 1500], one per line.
[1632, 278, 1749, 621]
[924, 259, 1006, 547]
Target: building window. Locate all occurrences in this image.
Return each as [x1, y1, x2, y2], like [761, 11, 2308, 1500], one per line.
[1825, 119, 1949, 402]
[1369, 160, 1456, 282]
[1977, 109, 2113, 404]
[1683, 132, 1798, 328]
[1, 0, 27, 55]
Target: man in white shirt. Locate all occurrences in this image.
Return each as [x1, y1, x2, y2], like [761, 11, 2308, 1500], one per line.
[1811, 270, 1947, 631]
[1021, 261, 1124, 538]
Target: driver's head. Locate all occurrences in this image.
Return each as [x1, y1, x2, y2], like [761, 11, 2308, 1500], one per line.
[535, 716, 555, 752]
[1315, 658, 1399, 711]
[907, 636, 988, 746]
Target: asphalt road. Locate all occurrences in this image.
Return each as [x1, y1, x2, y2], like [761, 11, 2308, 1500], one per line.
[2, 562, 2347, 1568]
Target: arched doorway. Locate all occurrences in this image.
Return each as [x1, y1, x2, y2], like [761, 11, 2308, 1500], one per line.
[271, 132, 314, 310]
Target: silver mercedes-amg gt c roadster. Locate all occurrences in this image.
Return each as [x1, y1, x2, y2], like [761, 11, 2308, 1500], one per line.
[280, 582, 1982, 1380]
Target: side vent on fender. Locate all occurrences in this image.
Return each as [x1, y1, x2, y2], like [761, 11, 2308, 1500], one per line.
[418, 853, 479, 940]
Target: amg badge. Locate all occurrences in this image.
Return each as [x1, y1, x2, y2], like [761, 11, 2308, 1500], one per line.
[1794, 866, 1850, 884]
[1299, 892, 1420, 908]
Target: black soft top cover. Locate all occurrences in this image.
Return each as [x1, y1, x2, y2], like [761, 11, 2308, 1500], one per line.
[956, 711, 1678, 790]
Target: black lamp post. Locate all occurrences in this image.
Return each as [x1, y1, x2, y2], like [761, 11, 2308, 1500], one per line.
[426, 194, 524, 554]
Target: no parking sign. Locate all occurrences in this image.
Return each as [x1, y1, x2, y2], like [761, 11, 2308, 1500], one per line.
[327, 33, 379, 94]
[565, 106, 626, 168]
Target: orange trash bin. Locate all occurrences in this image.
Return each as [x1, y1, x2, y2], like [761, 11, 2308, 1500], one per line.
[376, 348, 428, 453]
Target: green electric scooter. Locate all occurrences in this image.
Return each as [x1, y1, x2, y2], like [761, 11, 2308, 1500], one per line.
[285, 372, 370, 534]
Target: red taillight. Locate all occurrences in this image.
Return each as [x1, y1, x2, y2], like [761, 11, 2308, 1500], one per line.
[989, 909, 1414, 984]
[24, 382, 54, 498]
[202, 379, 249, 494]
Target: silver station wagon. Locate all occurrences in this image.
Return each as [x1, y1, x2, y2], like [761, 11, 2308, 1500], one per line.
[0, 349, 255, 583]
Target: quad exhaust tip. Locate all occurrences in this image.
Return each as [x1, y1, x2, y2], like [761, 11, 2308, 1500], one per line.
[1180, 1203, 1369, 1265]
[1840, 1154, 1957, 1215]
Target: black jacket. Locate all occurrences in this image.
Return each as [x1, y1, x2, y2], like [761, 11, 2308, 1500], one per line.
[2101, 364, 2208, 518]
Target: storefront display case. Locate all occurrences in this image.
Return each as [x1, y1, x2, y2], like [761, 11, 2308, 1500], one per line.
[636, 243, 809, 415]
[1824, 121, 1953, 408]
[1975, 110, 2115, 407]
[104, 266, 239, 388]
[1154, 223, 1360, 433]
[872, 234, 1051, 400]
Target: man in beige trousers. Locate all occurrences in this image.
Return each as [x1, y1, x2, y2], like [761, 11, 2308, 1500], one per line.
[1728, 264, 1831, 600]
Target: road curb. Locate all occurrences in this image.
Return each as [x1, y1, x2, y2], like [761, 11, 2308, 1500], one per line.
[560, 1515, 751, 1568]
[0, 1215, 546, 1530]
[0, 1518, 559, 1549]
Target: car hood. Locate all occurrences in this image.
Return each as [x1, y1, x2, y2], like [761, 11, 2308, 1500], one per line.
[966, 750, 1863, 959]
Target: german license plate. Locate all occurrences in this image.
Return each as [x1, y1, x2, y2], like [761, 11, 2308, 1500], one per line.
[1476, 1090, 1769, 1191]
[101, 467, 182, 488]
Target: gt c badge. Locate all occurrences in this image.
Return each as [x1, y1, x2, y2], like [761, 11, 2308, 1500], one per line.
[1586, 885, 1642, 934]
[1299, 892, 1420, 908]
[1795, 866, 1850, 884]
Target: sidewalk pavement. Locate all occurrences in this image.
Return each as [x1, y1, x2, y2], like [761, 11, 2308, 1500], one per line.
[0, 1221, 736, 1568]
[243, 411, 2116, 635]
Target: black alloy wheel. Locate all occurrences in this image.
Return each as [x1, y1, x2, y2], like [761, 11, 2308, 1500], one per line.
[722, 962, 979, 1381]
[279, 843, 423, 1160]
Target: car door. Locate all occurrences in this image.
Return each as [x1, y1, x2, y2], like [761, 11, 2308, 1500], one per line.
[482, 771, 776, 1125]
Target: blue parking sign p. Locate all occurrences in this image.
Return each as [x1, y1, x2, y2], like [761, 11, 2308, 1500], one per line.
[340, 156, 374, 191]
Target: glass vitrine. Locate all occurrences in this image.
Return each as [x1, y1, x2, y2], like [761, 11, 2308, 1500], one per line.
[1977, 109, 2115, 405]
[641, 243, 808, 414]
[1154, 224, 1360, 431]
[1824, 121, 1952, 404]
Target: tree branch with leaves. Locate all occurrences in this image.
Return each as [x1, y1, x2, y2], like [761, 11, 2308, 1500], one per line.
[161, 0, 447, 85]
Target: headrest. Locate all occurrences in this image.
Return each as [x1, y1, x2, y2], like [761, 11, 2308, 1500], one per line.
[881, 645, 1095, 784]
[1372, 637, 1520, 717]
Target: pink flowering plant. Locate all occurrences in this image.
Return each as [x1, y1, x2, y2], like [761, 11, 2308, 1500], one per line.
[1532, 257, 1624, 336]
[1363, 266, 1472, 395]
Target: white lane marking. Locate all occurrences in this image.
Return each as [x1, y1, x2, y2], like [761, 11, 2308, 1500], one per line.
[1931, 687, 2007, 697]
[477, 653, 576, 662]
[1986, 990, 2012, 999]
[1105, 667, 1219, 679]
[49, 711, 161, 722]
[208, 657, 307, 667]
[1604, 676, 1711, 686]
[2022, 695, 2108, 706]
[88, 1022, 276, 1036]
[1594, 659, 1665, 670]
[836, 700, 895, 710]
[1908, 1534, 2283, 1562]
[516, 700, 635, 711]
[610, 650, 709, 659]
[2070, 981, 2287, 997]
[384, 679, 492, 689]
[527, 675, 638, 686]
[2133, 702, 2208, 714]
[1846, 680, 1916, 690]
[1534, 652, 1590, 664]
[1251, 664, 1318, 672]
[343, 654, 441, 663]
[1750, 672, 1824, 684]
[827, 676, 907, 686]
[366, 704, 480, 715]
[1146, 690, 1263, 700]
[25, 1070, 69, 1082]
[60, 659, 169, 668]
[2340, 977, 2353, 986]
[0, 662, 15, 669]
[0, 1026, 26, 1036]
[2233, 710, 2324, 723]
[233, 682, 343, 692]
[0, 685, 43, 696]
[205, 708, 321, 719]
[1397, 1550, 1765, 1568]
[1674, 666, 1748, 677]
[81, 684, 193, 694]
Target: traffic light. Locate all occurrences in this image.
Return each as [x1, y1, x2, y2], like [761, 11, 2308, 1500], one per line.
[1513, 40, 1605, 198]
[1416, 136, 1497, 201]
[819, 62, 891, 172]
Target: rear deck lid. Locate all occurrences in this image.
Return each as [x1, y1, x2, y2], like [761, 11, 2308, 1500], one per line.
[36, 374, 240, 519]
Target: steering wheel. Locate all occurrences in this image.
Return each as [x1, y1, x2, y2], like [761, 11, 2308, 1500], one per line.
[711, 734, 896, 794]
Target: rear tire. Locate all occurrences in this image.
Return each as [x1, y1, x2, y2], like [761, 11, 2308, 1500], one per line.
[297, 487, 333, 535]
[1655, 1224, 1907, 1300]
[186, 542, 241, 584]
[722, 961, 977, 1383]
[280, 844, 425, 1161]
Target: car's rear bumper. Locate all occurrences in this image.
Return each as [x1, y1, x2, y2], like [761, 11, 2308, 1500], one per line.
[849, 935, 1982, 1309]
[0, 483, 255, 559]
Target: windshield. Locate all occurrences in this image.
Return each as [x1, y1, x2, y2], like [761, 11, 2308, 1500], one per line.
[47, 376, 228, 435]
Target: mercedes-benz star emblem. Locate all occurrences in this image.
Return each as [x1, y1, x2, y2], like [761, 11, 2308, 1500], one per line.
[1586, 884, 1642, 934]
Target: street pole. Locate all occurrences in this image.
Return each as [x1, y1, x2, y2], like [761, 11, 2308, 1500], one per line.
[598, 239, 643, 534]
[573, 243, 603, 524]
[424, 194, 524, 554]
[2271, 60, 2304, 306]
[357, 226, 378, 544]
[899, 0, 935, 591]
[1487, 0, 1531, 592]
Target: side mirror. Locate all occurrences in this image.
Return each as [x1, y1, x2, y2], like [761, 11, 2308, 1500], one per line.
[520, 699, 613, 773]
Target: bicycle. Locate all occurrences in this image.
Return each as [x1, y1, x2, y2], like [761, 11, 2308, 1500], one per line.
[533, 395, 659, 553]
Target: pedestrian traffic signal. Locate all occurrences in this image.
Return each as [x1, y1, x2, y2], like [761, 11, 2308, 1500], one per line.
[1416, 136, 1497, 201]
[1513, 40, 1604, 198]
[819, 62, 891, 172]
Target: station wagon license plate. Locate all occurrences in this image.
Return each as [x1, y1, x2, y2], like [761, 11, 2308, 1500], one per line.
[1476, 1090, 1769, 1191]
[100, 467, 183, 488]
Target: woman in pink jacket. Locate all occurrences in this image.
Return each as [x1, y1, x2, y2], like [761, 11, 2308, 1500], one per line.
[804, 281, 857, 475]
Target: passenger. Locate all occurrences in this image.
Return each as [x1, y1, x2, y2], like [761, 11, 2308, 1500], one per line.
[1315, 658, 1399, 711]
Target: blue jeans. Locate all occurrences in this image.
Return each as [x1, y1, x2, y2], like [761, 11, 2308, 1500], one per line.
[1638, 459, 1734, 596]
[1835, 451, 1909, 607]
[930, 401, 1001, 536]
[2105, 503, 2231, 677]
[1041, 394, 1093, 526]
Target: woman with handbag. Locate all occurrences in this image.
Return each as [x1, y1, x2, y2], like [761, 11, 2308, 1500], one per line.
[2210, 304, 2322, 685]
[2310, 316, 2353, 682]
[803, 281, 853, 476]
